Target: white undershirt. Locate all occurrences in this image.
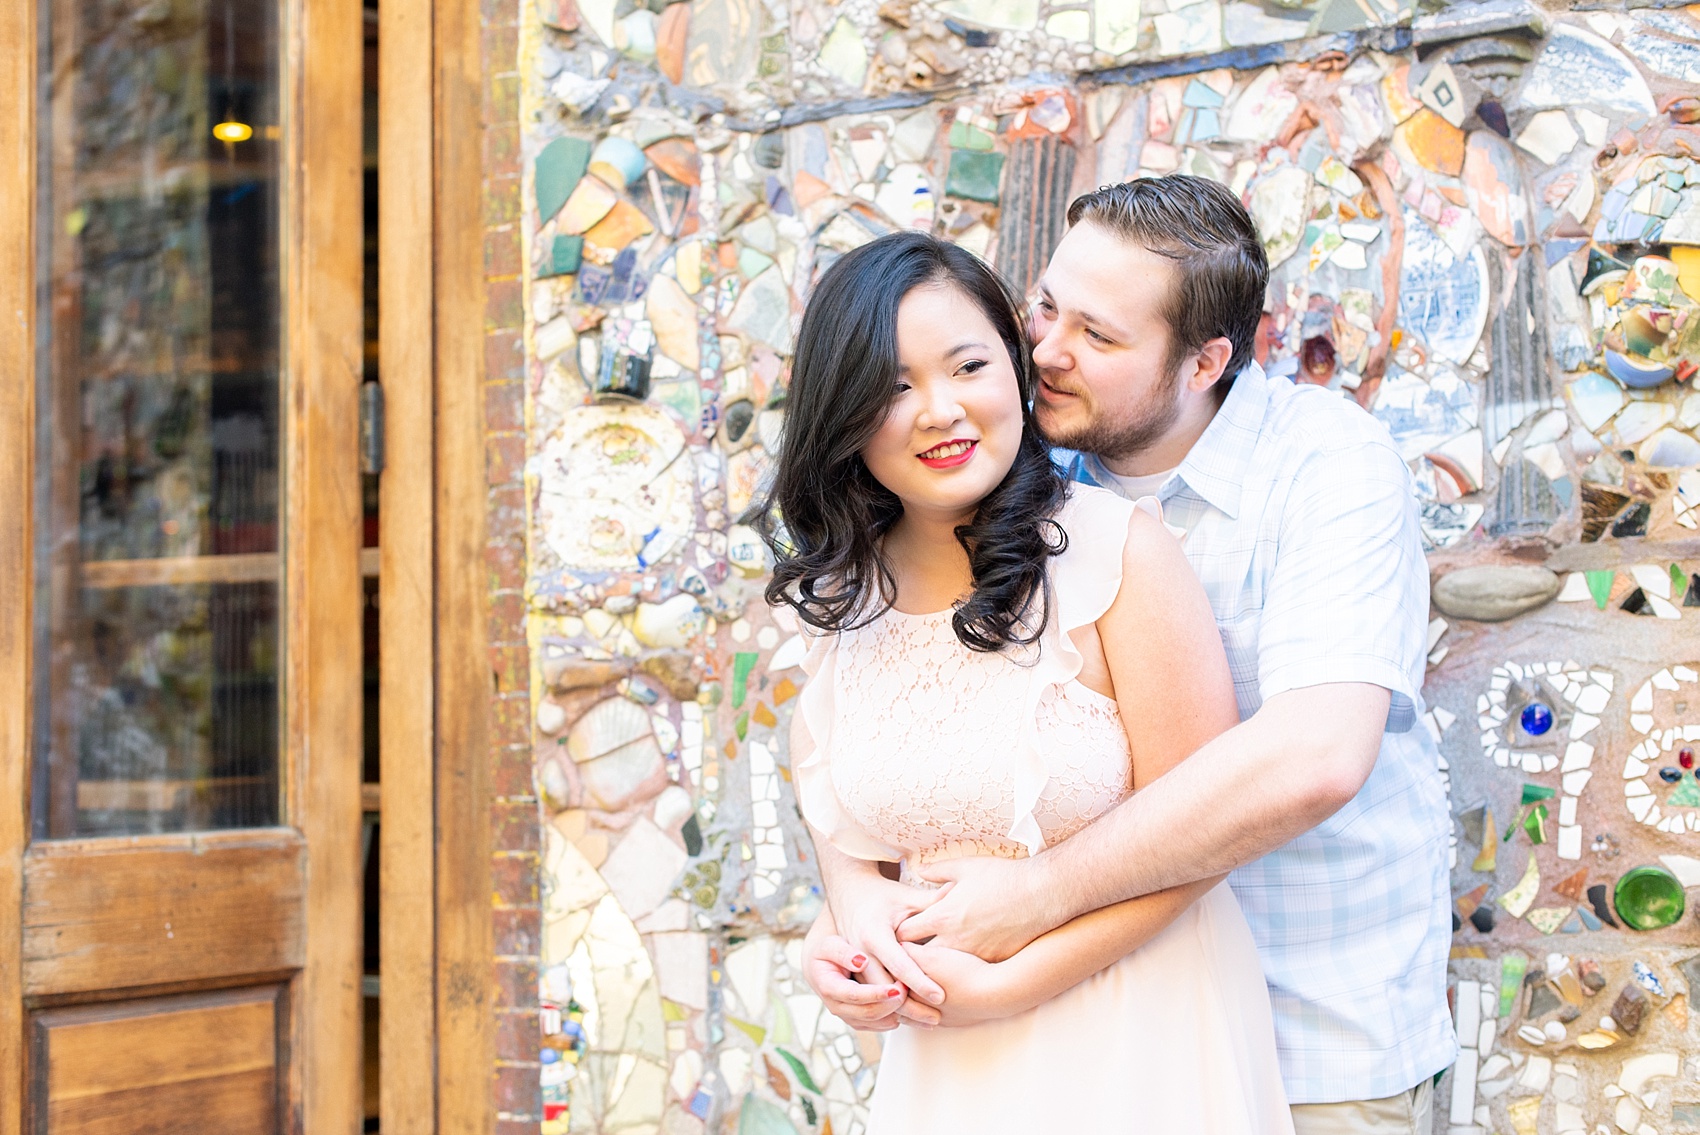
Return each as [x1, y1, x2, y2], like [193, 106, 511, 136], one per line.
[1104, 466, 1178, 500]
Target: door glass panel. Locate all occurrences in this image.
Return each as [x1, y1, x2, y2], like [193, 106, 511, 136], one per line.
[33, 0, 282, 837]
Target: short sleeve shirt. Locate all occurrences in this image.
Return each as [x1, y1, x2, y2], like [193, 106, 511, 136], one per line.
[1066, 362, 1456, 1104]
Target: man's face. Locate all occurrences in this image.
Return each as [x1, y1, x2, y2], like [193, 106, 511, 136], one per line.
[1029, 221, 1186, 462]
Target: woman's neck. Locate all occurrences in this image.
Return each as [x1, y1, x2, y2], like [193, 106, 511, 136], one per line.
[883, 508, 975, 613]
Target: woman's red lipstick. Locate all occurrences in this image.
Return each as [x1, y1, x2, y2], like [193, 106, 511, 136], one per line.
[917, 439, 977, 468]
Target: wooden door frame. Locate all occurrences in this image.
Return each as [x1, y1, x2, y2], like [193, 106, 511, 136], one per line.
[378, 0, 493, 1126]
[0, 0, 368, 1129]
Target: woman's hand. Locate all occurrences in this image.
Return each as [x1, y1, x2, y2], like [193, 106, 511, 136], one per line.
[802, 907, 943, 1032]
[826, 872, 947, 1011]
[901, 942, 1035, 1028]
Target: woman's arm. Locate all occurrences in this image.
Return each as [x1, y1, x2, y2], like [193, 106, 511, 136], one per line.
[906, 505, 1241, 1024]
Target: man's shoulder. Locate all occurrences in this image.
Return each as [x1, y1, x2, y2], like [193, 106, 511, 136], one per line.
[1255, 375, 1401, 464]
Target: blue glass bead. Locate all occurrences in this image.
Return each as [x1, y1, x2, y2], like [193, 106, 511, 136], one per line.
[1660, 766, 1683, 783]
[1520, 702, 1554, 736]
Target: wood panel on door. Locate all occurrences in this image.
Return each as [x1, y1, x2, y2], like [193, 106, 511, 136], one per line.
[0, 0, 365, 1125]
[31, 987, 287, 1135]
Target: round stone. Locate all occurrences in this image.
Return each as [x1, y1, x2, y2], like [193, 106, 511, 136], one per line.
[1660, 766, 1683, 783]
[1431, 565, 1563, 622]
[1682, 747, 1696, 770]
[1614, 866, 1687, 931]
[1520, 702, 1554, 736]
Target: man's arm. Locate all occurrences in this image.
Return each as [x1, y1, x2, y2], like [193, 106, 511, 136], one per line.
[903, 436, 1419, 960]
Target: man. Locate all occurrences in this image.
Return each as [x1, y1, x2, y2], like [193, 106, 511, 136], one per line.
[802, 175, 1454, 1133]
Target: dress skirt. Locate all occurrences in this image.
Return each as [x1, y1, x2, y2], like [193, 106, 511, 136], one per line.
[866, 884, 1295, 1134]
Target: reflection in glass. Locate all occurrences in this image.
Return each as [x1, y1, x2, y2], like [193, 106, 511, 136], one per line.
[34, 0, 281, 836]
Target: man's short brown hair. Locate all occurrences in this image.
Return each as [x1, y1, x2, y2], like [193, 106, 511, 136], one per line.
[1066, 175, 1269, 385]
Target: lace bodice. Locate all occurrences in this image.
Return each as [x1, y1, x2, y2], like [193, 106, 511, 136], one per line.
[794, 486, 1149, 868]
[827, 609, 1131, 865]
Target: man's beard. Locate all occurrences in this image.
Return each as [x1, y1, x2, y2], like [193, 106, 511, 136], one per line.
[1035, 359, 1184, 464]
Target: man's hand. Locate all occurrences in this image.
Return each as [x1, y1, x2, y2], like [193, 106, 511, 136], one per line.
[802, 912, 941, 1031]
[895, 855, 1059, 962]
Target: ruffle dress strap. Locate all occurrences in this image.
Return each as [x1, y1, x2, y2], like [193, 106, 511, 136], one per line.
[1006, 486, 1144, 856]
[792, 626, 906, 862]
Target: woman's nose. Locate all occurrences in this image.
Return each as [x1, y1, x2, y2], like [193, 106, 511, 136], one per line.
[915, 384, 965, 429]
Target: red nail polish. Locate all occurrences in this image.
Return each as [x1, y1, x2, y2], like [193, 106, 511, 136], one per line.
[886, 988, 902, 998]
[851, 954, 867, 969]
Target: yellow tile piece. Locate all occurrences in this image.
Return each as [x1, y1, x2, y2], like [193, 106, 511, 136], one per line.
[1497, 851, 1539, 918]
[1673, 246, 1700, 304]
[772, 677, 798, 705]
[1471, 808, 1497, 873]
[557, 173, 619, 234]
[752, 702, 777, 728]
[728, 1016, 766, 1045]
[1507, 1096, 1539, 1135]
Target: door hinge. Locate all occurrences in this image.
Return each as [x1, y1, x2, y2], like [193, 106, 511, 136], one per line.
[360, 380, 385, 475]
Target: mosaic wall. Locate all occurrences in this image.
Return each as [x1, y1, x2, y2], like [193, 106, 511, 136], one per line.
[511, 0, 1700, 1130]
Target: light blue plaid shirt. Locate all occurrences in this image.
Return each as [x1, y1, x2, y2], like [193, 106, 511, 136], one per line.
[1065, 361, 1456, 1104]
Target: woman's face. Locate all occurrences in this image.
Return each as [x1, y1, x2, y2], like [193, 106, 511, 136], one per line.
[860, 283, 1026, 525]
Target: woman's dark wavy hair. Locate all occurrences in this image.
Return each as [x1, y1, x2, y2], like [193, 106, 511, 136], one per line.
[751, 230, 1067, 653]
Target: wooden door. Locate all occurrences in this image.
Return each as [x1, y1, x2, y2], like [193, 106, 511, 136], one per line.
[0, 0, 365, 1126]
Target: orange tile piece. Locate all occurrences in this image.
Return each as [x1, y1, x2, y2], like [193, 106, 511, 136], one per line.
[582, 199, 654, 259]
[764, 1054, 792, 1101]
[772, 677, 798, 705]
[792, 170, 833, 209]
[656, 2, 690, 84]
[752, 702, 777, 728]
[724, 740, 737, 759]
[537, 0, 579, 29]
[1398, 108, 1465, 177]
[1554, 868, 1589, 902]
[645, 136, 700, 186]
[1381, 63, 1420, 124]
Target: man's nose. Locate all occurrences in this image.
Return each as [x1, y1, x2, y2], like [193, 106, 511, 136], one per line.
[1032, 320, 1067, 372]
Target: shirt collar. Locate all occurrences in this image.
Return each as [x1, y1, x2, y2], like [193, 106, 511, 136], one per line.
[1071, 361, 1271, 520]
[1165, 360, 1271, 521]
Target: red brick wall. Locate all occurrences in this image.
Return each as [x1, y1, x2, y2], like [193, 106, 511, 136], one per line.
[480, 0, 539, 1126]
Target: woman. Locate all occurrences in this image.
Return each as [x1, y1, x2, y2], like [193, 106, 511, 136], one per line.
[753, 232, 1291, 1131]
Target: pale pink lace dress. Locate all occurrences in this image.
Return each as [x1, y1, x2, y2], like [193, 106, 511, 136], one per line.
[796, 486, 1293, 1134]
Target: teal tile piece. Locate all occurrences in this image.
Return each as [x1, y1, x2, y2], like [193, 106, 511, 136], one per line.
[947, 120, 997, 151]
[539, 234, 584, 278]
[1182, 78, 1224, 109]
[738, 1093, 800, 1135]
[737, 246, 775, 278]
[536, 136, 593, 225]
[945, 149, 1005, 203]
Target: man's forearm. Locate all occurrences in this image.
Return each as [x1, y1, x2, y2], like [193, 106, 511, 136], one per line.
[1033, 687, 1383, 925]
[998, 878, 1217, 1014]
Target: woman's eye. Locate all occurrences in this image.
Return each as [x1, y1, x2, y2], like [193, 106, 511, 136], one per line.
[958, 359, 987, 376]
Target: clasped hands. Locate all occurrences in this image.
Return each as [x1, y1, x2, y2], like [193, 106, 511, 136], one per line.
[803, 855, 1051, 1031]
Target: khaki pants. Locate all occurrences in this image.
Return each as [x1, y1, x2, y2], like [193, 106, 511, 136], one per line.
[1290, 1080, 1434, 1135]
